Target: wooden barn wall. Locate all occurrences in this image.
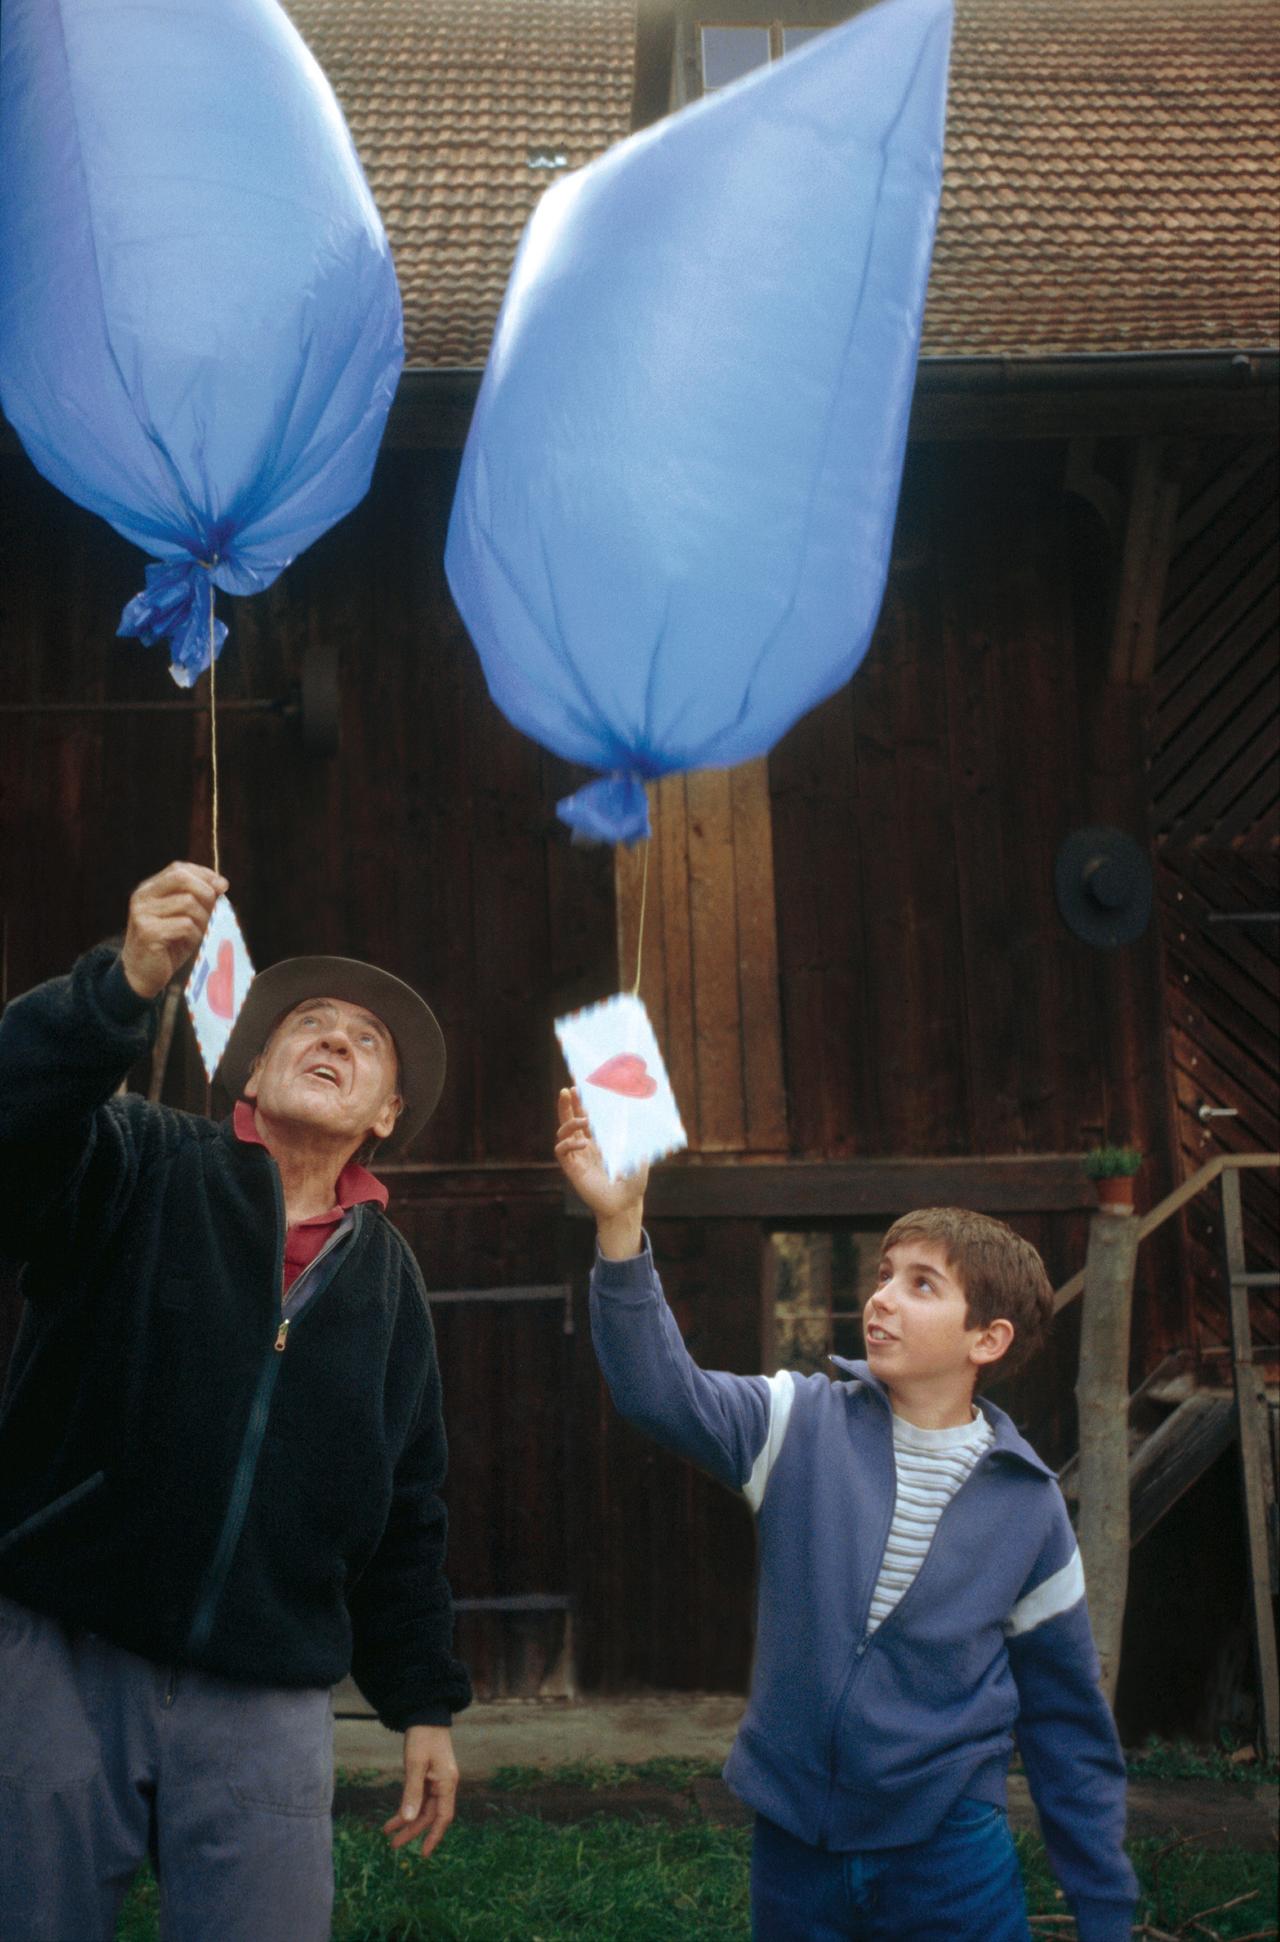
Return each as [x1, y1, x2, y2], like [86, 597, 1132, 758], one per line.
[1148, 437, 1279, 1358]
[0, 446, 616, 1153]
[4, 427, 1247, 1704]
[768, 438, 1184, 1456]
[0, 441, 760, 1695]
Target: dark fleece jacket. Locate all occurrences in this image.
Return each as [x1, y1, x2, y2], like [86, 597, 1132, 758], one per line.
[0, 946, 471, 1728]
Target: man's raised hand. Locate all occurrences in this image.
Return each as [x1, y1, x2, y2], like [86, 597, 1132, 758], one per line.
[555, 1086, 647, 1260]
[119, 862, 228, 1001]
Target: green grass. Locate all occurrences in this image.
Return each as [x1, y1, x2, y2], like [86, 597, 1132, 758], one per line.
[115, 1815, 1278, 1941]
[116, 1817, 751, 1941]
[1019, 1831, 1277, 1939]
[1126, 1733, 1280, 1789]
[485, 1756, 722, 1793]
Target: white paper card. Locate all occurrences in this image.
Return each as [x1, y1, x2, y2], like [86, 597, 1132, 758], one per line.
[555, 992, 687, 1181]
[185, 896, 255, 1080]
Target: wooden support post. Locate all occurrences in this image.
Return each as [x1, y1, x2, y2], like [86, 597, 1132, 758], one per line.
[1219, 1167, 1280, 1762]
[1074, 1206, 1141, 1706]
[1108, 436, 1183, 686]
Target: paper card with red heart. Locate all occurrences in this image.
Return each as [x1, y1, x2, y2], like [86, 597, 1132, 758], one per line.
[555, 992, 686, 1182]
[184, 896, 255, 1081]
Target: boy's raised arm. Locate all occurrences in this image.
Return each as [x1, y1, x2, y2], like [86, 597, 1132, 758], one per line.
[556, 1087, 787, 1499]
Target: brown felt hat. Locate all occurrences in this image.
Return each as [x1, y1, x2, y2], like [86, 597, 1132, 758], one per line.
[215, 957, 445, 1155]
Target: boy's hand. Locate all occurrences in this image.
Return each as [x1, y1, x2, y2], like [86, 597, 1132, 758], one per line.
[120, 861, 228, 1000]
[555, 1086, 647, 1259]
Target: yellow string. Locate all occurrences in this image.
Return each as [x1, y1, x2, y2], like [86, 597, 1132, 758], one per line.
[632, 838, 650, 998]
[207, 581, 220, 879]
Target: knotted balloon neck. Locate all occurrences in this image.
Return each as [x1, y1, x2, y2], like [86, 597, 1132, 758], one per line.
[117, 557, 228, 690]
[555, 771, 651, 845]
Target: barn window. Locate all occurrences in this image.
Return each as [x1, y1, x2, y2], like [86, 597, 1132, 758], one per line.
[782, 23, 825, 51]
[700, 24, 771, 90]
[768, 1227, 880, 1375]
[698, 19, 832, 95]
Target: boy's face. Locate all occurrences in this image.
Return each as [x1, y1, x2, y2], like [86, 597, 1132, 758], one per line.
[863, 1239, 1008, 1392]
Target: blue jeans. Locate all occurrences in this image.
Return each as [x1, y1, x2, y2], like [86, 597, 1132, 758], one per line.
[752, 1796, 1032, 1942]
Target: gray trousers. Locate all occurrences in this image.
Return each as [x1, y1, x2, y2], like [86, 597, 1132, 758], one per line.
[0, 1594, 334, 1942]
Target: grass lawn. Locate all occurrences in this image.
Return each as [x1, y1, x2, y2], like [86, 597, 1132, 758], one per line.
[114, 1814, 1278, 1941]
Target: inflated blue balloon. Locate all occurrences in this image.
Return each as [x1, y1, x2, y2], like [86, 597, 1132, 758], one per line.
[447, 0, 952, 842]
[0, 0, 402, 685]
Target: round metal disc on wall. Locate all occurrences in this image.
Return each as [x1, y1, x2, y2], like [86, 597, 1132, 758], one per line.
[1054, 826, 1153, 949]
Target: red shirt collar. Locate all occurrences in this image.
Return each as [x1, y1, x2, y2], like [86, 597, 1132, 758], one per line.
[232, 1100, 389, 1214]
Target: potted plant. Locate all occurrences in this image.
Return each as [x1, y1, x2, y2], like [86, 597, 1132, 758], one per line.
[1083, 1144, 1144, 1212]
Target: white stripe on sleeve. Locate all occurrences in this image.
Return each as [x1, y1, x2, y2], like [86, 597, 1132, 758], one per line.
[742, 1371, 797, 1512]
[1005, 1546, 1086, 1637]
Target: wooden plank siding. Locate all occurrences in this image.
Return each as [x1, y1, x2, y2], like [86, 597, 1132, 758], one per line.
[1159, 851, 1279, 1354]
[615, 762, 788, 1155]
[769, 440, 1185, 1399]
[1148, 435, 1279, 1362]
[0, 447, 618, 1162]
[0, 444, 619, 1695]
[3, 423, 1265, 1706]
[1151, 439, 1279, 849]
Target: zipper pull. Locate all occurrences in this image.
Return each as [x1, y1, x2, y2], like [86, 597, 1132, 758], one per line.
[274, 1319, 290, 1353]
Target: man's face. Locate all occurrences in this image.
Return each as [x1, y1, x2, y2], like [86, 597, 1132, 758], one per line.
[862, 1239, 994, 1390]
[244, 998, 401, 1149]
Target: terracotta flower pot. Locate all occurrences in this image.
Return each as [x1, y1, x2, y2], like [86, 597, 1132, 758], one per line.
[1094, 1175, 1136, 1212]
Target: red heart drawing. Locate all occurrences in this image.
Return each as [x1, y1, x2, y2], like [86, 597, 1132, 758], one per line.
[206, 940, 236, 1020]
[586, 1052, 658, 1100]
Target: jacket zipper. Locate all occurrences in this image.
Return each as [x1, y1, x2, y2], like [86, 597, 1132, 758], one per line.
[187, 1331, 282, 1651]
[818, 1432, 899, 1841]
[185, 1197, 363, 1650]
[819, 1422, 1000, 1843]
[273, 1219, 351, 1353]
[185, 1164, 288, 1652]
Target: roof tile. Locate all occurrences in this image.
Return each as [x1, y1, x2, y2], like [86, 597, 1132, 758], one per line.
[285, 0, 1280, 364]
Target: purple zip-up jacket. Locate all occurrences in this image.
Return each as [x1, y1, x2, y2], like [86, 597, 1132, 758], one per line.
[591, 1241, 1137, 1942]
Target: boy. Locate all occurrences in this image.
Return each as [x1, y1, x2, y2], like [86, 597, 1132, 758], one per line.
[556, 1087, 1136, 1942]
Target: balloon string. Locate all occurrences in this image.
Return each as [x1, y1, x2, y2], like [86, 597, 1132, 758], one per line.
[632, 839, 650, 998]
[207, 581, 220, 879]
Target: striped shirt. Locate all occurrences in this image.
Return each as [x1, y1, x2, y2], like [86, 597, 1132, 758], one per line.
[867, 1408, 995, 1631]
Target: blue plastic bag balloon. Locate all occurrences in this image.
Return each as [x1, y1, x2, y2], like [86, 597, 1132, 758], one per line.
[446, 0, 952, 842]
[0, 0, 402, 686]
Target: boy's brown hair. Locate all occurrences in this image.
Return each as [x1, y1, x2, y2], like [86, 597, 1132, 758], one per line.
[879, 1207, 1054, 1383]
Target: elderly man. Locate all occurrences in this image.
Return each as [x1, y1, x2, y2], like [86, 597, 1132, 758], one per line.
[0, 861, 470, 1942]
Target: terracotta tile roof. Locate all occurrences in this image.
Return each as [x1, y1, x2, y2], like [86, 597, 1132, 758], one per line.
[286, 0, 1280, 367]
[930, 0, 1280, 355]
[285, 0, 636, 368]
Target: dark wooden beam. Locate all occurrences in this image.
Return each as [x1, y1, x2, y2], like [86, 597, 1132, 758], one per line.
[631, 0, 676, 131]
[908, 378, 1279, 444]
[11, 361, 1271, 461]
[370, 357, 1280, 455]
[566, 1155, 1096, 1219]
[356, 356, 1280, 456]
[1109, 438, 1185, 684]
[382, 369, 481, 450]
